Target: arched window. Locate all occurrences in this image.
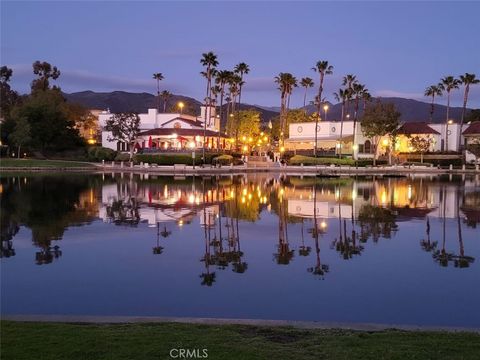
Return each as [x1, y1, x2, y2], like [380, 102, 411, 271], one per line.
[364, 140, 372, 153]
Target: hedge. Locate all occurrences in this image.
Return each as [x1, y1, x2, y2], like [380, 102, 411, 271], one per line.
[87, 146, 117, 162]
[213, 155, 233, 165]
[288, 155, 387, 167]
[135, 153, 216, 165]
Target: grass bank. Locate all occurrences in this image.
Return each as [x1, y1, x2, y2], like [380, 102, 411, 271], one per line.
[2, 321, 479, 360]
[0, 158, 94, 168]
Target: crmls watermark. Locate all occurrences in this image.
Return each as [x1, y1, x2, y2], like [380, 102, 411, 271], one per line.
[169, 348, 208, 359]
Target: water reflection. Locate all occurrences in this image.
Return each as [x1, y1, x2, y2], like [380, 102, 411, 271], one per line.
[1, 174, 479, 273]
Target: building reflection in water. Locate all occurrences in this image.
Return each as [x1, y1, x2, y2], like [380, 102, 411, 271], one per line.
[0, 173, 478, 276]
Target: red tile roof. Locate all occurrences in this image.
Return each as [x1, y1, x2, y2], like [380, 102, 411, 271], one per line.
[463, 121, 480, 135]
[397, 122, 440, 135]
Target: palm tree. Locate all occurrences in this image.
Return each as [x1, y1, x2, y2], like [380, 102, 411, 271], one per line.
[152, 73, 164, 111]
[440, 76, 461, 151]
[234, 62, 250, 112]
[334, 88, 348, 158]
[459, 73, 479, 149]
[424, 84, 444, 122]
[352, 82, 366, 155]
[342, 74, 357, 116]
[227, 73, 242, 148]
[300, 77, 315, 114]
[274, 73, 297, 147]
[215, 70, 232, 148]
[312, 61, 333, 156]
[160, 90, 171, 113]
[200, 52, 219, 162]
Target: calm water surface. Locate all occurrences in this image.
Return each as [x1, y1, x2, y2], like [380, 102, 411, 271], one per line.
[1, 173, 479, 328]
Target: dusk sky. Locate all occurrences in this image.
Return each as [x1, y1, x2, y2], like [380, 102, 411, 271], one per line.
[2, 1, 479, 108]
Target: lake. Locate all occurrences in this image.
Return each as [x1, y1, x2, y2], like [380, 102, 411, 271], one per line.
[1, 173, 479, 328]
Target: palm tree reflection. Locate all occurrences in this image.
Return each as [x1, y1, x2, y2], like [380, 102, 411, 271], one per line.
[307, 184, 329, 278]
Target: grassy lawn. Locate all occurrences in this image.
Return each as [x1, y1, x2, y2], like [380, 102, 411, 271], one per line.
[0, 158, 95, 168]
[1, 321, 479, 360]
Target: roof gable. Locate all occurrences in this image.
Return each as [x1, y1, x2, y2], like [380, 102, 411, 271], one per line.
[397, 122, 440, 135]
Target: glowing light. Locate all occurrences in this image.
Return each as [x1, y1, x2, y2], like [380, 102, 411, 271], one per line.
[280, 146, 285, 153]
[189, 194, 195, 204]
[320, 221, 327, 229]
[188, 141, 195, 149]
[352, 189, 357, 200]
[407, 185, 412, 200]
[335, 142, 341, 149]
[242, 136, 246, 141]
[381, 191, 387, 204]
[241, 197, 246, 204]
[171, 133, 178, 139]
[382, 139, 389, 146]
[323, 105, 329, 111]
[178, 220, 184, 227]
[243, 145, 248, 152]
[87, 139, 96, 145]
[263, 136, 268, 141]
[448, 119, 454, 125]
[352, 144, 358, 150]
[243, 188, 248, 196]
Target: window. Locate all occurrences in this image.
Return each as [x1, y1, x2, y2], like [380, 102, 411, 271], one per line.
[364, 140, 372, 153]
[174, 122, 181, 129]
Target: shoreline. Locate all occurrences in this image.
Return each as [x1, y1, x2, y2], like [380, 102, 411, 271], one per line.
[1, 164, 479, 176]
[2, 314, 479, 333]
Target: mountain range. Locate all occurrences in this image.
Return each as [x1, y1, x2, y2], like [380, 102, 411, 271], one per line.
[64, 90, 472, 124]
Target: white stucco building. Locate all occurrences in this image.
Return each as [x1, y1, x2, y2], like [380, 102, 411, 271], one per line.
[99, 106, 230, 151]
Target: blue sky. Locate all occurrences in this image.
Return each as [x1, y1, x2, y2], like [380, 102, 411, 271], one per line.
[2, 1, 479, 107]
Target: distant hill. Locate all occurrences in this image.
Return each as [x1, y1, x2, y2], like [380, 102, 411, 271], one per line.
[64, 90, 279, 124]
[303, 97, 471, 123]
[64, 91, 473, 125]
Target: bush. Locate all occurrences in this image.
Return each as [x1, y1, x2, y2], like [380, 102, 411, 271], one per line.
[135, 153, 216, 165]
[87, 146, 116, 162]
[213, 155, 233, 165]
[114, 153, 131, 162]
[288, 155, 387, 167]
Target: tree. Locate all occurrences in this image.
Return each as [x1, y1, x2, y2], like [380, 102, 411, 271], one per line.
[440, 76, 461, 151]
[424, 84, 443, 122]
[31, 61, 60, 92]
[234, 62, 250, 112]
[152, 73, 164, 111]
[361, 101, 401, 165]
[0, 66, 19, 120]
[334, 88, 348, 158]
[465, 109, 480, 123]
[104, 112, 140, 161]
[312, 61, 333, 156]
[8, 117, 31, 158]
[270, 109, 309, 139]
[300, 77, 314, 112]
[215, 70, 232, 147]
[351, 82, 368, 156]
[274, 72, 297, 146]
[160, 90, 171, 112]
[459, 73, 479, 149]
[342, 74, 357, 117]
[226, 109, 260, 144]
[408, 135, 433, 163]
[200, 52, 219, 161]
[10, 90, 84, 152]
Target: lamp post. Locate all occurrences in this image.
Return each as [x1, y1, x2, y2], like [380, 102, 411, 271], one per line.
[323, 104, 329, 122]
[178, 102, 184, 114]
[446, 119, 453, 151]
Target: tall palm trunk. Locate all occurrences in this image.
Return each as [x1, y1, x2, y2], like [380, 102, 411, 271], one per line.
[352, 96, 360, 159]
[459, 84, 469, 151]
[445, 90, 450, 152]
[156, 80, 160, 111]
[203, 68, 211, 163]
[217, 87, 225, 150]
[303, 87, 308, 116]
[314, 73, 325, 157]
[429, 94, 435, 123]
[339, 101, 345, 158]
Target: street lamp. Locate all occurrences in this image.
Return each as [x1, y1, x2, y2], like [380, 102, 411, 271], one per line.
[323, 104, 329, 122]
[178, 102, 184, 114]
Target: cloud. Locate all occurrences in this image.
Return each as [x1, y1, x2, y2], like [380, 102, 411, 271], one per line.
[8, 64, 189, 95]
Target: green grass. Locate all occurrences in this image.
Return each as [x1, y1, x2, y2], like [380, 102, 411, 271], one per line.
[0, 158, 94, 168]
[1, 321, 479, 360]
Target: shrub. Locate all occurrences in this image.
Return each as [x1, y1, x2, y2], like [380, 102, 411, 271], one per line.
[213, 155, 233, 165]
[288, 155, 387, 167]
[87, 146, 116, 162]
[135, 153, 216, 165]
[114, 153, 131, 162]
